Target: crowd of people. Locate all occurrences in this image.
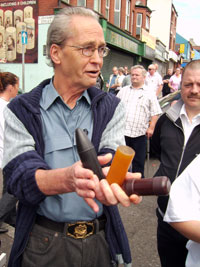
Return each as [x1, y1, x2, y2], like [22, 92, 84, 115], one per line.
[0, 6, 200, 267]
[104, 63, 182, 98]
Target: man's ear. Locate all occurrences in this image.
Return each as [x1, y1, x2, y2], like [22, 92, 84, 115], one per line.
[50, 44, 61, 65]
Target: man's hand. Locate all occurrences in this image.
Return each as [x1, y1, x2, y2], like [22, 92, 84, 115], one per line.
[36, 153, 142, 213]
[84, 154, 142, 213]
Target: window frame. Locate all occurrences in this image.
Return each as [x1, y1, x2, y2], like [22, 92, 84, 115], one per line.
[146, 15, 150, 31]
[105, 0, 110, 20]
[77, 0, 86, 7]
[114, 0, 121, 28]
[136, 13, 142, 35]
[125, 0, 130, 31]
[94, 0, 101, 13]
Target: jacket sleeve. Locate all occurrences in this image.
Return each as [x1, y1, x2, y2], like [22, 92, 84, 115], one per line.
[99, 101, 126, 154]
[2, 107, 50, 206]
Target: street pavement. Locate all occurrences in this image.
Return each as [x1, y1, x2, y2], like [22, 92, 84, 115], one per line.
[0, 158, 161, 267]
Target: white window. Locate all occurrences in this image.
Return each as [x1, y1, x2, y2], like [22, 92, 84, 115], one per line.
[125, 0, 130, 31]
[114, 0, 121, 27]
[146, 16, 150, 31]
[77, 0, 86, 6]
[136, 13, 142, 35]
[106, 0, 110, 20]
[94, 0, 101, 12]
[61, 0, 69, 3]
[131, 11, 134, 34]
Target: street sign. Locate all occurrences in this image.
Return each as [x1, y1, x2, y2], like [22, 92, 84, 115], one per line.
[21, 31, 28, 45]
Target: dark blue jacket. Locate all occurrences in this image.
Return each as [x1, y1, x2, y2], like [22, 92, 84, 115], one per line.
[3, 79, 132, 266]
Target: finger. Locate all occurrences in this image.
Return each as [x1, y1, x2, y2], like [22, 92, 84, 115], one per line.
[102, 166, 110, 177]
[74, 163, 94, 179]
[97, 153, 112, 165]
[84, 198, 100, 213]
[100, 179, 118, 205]
[92, 175, 105, 202]
[75, 187, 95, 199]
[125, 172, 142, 180]
[75, 178, 96, 191]
[110, 183, 130, 207]
[130, 194, 142, 204]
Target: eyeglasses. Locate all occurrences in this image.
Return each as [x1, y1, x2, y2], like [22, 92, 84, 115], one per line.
[65, 45, 110, 58]
[148, 68, 155, 70]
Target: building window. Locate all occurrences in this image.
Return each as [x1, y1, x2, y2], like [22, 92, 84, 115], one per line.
[61, 0, 69, 3]
[106, 0, 110, 20]
[131, 11, 134, 34]
[125, 0, 130, 31]
[146, 16, 150, 31]
[94, 0, 101, 12]
[77, 0, 86, 6]
[136, 13, 142, 35]
[114, 0, 121, 27]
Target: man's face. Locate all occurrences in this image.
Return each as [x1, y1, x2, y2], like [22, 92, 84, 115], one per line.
[56, 15, 105, 90]
[131, 68, 145, 88]
[181, 68, 200, 113]
[148, 66, 156, 76]
[112, 67, 118, 75]
[168, 69, 173, 75]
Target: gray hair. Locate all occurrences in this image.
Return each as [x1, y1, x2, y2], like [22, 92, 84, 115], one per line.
[131, 65, 147, 77]
[46, 7, 99, 67]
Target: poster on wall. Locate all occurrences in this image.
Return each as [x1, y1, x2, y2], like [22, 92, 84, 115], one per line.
[0, 0, 38, 63]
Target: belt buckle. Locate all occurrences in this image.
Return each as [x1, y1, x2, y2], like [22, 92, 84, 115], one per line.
[66, 221, 94, 239]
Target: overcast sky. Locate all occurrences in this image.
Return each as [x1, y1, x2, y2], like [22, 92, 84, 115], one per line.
[173, 0, 200, 44]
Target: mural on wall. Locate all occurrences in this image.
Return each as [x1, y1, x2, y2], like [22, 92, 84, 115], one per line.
[0, 0, 38, 63]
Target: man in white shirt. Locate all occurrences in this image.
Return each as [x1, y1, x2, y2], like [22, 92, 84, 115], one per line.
[117, 65, 161, 177]
[145, 64, 163, 97]
[164, 155, 200, 267]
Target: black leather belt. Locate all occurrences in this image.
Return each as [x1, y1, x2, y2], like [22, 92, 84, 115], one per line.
[35, 214, 106, 239]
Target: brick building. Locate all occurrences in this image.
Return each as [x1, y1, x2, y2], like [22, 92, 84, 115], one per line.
[0, 0, 175, 91]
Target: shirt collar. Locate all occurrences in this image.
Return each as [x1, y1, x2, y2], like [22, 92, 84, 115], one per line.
[180, 104, 200, 123]
[130, 85, 144, 90]
[40, 78, 91, 110]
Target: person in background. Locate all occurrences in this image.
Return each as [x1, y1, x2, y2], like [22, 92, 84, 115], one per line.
[122, 73, 131, 87]
[124, 66, 129, 76]
[0, 72, 19, 233]
[145, 64, 163, 97]
[2, 7, 141, 267]
[162, 68, 173, 97]
[115, 67, 125, 94]
[95, 71, 104, 90]
[164, 155, 200, 267]
[117, 65, 161, 178]
[106, 66, 119, 95]
[168, 67, 182, 93]
[151, 59, 200, 267]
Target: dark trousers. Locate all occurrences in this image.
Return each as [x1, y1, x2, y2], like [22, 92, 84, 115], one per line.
[156, 209, 188, 267]
[0, 169, 17, 226]
[22, 223, 113, 267]
[125, 135, 146, 177]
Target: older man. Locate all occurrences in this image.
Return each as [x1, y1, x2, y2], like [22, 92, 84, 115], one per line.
[117, 65, 161, 177]
[152, 59, 200, 267]
[106, 66, 119, 95]
[2, 7, 141, 267]
[145, 64, 163, 97]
